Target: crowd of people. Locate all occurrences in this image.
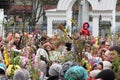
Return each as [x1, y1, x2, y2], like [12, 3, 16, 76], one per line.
[0, 23, 120, 80]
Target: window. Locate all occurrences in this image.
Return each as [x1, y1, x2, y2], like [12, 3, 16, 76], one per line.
[89, 16, 93, 21]
[116, 16, 120, 22]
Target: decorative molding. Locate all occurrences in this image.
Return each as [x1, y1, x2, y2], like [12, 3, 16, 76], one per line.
[46, 0, 118, 36]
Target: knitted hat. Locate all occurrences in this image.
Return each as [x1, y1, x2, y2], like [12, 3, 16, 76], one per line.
[13, 68, 29, 80]
[89, 70, 101, 78]
[95, 69, 115, 80]
[59, 61, 78, 80]
[49, 63, 62, 76]
[64, 66, 88, 80]
[102, 61, 112, 70]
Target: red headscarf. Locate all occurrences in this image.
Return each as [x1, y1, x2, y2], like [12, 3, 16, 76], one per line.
[80, 22, 90, 36]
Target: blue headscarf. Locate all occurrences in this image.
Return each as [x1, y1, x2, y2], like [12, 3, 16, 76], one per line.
[0, 63, 6, 72]
[64, 66, 88, 80]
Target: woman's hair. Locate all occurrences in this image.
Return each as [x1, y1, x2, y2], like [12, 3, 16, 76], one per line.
[98, 62, 103, 69]
[0, 69, 5, 75]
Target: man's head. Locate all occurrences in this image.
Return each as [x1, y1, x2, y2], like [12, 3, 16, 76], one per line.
[14, 33, 20, 43]
[109, 46, 120, 62]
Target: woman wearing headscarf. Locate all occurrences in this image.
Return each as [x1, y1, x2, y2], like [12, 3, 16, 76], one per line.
[64, 66, 88, 80]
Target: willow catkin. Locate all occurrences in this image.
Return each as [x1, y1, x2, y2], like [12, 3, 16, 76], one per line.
[57, 24, 66, 33]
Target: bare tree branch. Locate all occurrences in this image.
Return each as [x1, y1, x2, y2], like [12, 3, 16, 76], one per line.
[18, 0, 45, 26]
[35, 3, 43, 22]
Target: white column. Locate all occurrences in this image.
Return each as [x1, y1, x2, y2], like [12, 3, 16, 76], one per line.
[66, 10, 72, 35]
[92, 15, 99, 37]
[78, 0, 83, 28]
[112, 9, 116, 34]
[47, 17, 53, 37]
[82, 0, 89, 23]
[0, 9, 4, 38]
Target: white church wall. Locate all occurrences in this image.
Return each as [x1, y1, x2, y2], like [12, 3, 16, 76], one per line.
[0, 9, 4, 38]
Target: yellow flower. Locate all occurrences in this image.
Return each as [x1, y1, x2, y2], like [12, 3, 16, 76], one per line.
[3, 47, 10, 66]
[87, 64, 92, 72]
[95, 37, 98, 45]
[4, 53, 10, 66]
[7, 65, 12, 76]
[5, 59, 10, 66]
[14, 65, 21, 74]
[6, 65, 20, 76]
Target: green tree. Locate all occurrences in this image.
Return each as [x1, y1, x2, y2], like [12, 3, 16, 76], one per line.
[19, 0, 58, 29]
[41, 0, 58, 5]
[117, 0, 120, 6]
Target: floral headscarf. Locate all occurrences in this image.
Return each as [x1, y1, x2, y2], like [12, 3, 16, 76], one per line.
[64, 66, 88, 80]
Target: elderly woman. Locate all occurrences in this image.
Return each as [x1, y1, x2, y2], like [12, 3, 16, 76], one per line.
[64, 66, 88, 80]
[13, 68, 30, 80]
[0, 63, 8, 80]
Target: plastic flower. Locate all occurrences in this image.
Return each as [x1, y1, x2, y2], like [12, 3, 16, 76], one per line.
[6, 65, 20, 76]
[3, 47, 10, 67]
[32, 54, 38, 70]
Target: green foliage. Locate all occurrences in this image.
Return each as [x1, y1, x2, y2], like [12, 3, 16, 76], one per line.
[8, 51, 21, 79]
[10, 51, 20, 65]
[113, 56, 120, 72]
[41, 0, 58, 5]
[117, 0, 120, 6]
[65, 26, 70, 33]
[109, 48, 120, 79]
[6, 20, 14, 30]
[73, 38, 85, 63]
[29, 59, 40, 80]
[28, 47, 40, 80]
